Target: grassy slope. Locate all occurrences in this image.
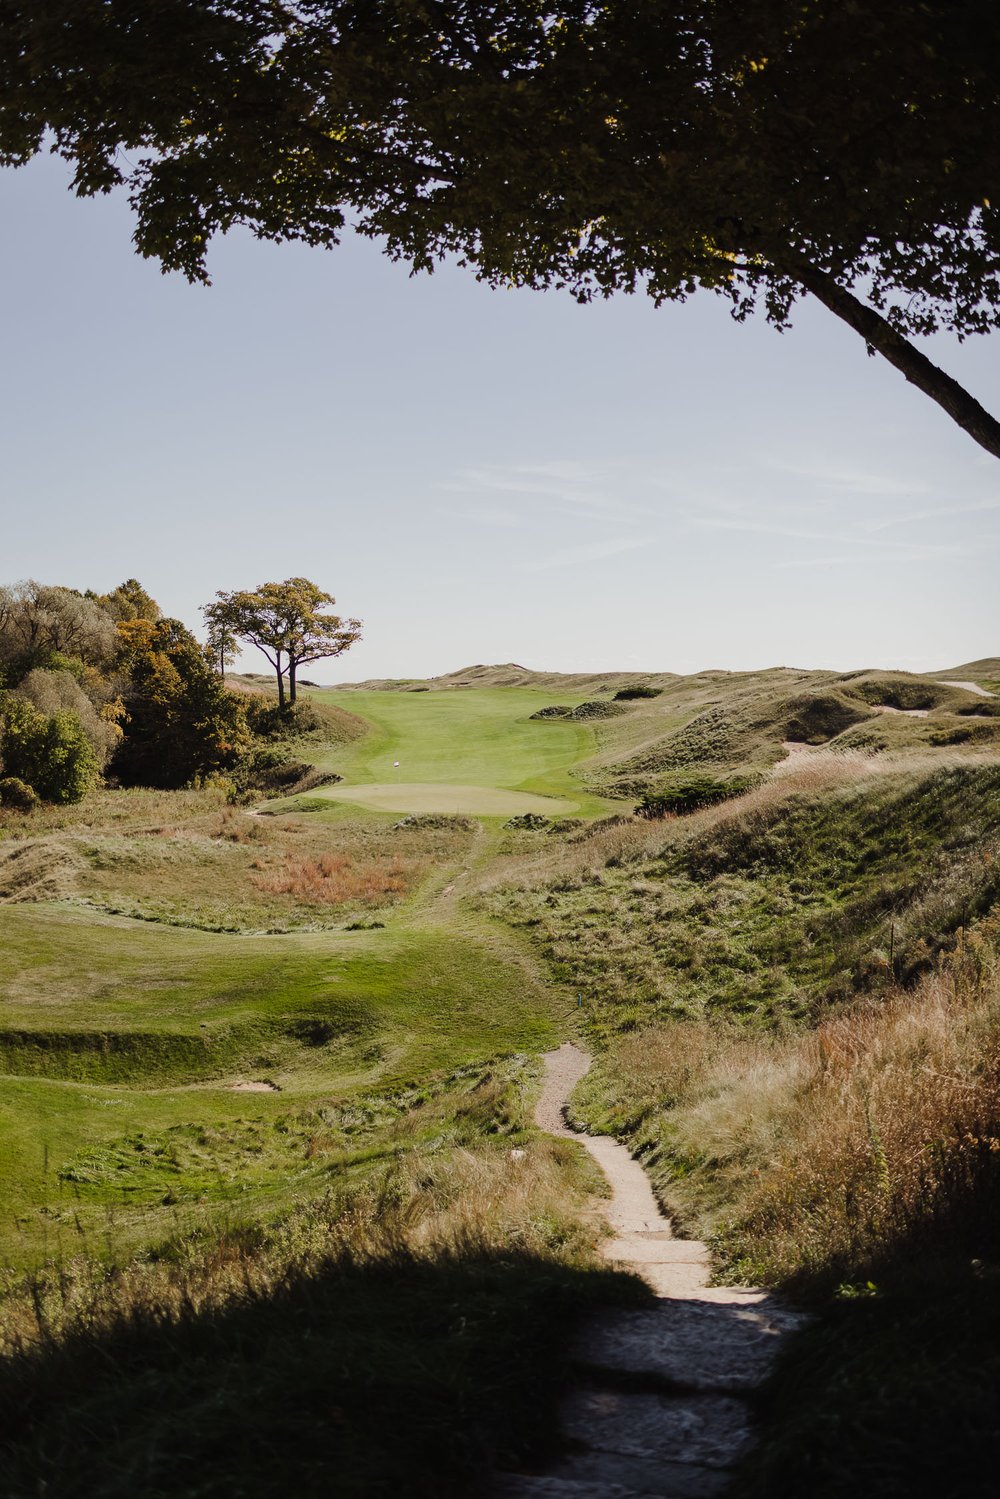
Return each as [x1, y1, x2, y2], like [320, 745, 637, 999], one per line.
[5, 663, 1000, 1494]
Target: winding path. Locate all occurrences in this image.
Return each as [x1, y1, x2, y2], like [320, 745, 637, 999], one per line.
[496, 1045, 803, 1499]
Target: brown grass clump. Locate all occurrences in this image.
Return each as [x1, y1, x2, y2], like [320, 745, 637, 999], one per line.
[586, 929, 1000, 1293]
[253, 851, 422, 906]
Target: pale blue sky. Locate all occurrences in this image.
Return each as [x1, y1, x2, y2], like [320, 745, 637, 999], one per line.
[2, 153, 997, 681]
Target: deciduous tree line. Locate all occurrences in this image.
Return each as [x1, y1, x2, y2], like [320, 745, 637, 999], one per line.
[0, 576, 361, 805]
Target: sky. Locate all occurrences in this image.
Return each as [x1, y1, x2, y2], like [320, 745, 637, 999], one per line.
[1, 152, 998, 681]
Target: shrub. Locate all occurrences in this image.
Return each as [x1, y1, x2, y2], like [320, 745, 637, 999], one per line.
[504, 813, 550, 830]
[613, 685, 661, 701]
[16, 668, 121, 767]
[0, 776, 39, 811]
[635, 771, 762, 818]
[566, 700, 627, 720]
[243, 697, 323, 739]
[0, 699, 98, 804]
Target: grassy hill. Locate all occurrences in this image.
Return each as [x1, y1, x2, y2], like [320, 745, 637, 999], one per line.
[2, 658, 999, 1496]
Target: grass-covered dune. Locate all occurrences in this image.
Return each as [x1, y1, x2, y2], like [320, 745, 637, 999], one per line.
[2, 660, 1000, 1496]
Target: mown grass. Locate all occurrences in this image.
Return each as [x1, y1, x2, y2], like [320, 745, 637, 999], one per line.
[303, 685, 626, 814]
[0, 899, 564, 1264]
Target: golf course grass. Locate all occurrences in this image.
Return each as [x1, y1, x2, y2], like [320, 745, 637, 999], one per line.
[0, 899, 562, 1263]
[306, 782, 579, 815]
[2, 683, 635, 1263]
[301, 686, 625, 816]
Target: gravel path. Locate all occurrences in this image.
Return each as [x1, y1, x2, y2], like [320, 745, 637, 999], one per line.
[495, 1044, 803, 1499]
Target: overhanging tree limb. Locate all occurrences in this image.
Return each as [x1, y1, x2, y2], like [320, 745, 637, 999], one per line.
[785, 257, 1000, 461]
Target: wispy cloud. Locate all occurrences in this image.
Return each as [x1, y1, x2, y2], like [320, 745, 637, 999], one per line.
[438, 461, 652, 519]
[522, 535, 652, 572]
[860, 498, 1000, 531]
[690, 513, 977, 565]
[766, 459, 930, 497]
[435, 504, 525, 529]
[770, 542, 968, 568]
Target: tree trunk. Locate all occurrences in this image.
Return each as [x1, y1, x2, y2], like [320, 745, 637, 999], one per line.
[785, 257, 1000, 461]
[288, 658, 297, 706]
[219, 645, 225, 680]
[275, 650, 285, 710]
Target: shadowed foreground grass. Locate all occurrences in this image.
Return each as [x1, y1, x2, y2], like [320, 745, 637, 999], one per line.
[0, 1123, 644, 1499]
[0, 1247, 639, 1499]
[734, 1266, 1000, 1499]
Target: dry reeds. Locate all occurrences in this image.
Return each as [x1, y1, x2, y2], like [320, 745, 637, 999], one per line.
[252, 851, 420, 905]
[595, 930, 1000, 1290]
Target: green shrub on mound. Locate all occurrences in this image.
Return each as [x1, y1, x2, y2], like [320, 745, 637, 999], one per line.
[846, 674, 939, 711]
[613, 685, 661, 701]
[636, 771, 762, 817]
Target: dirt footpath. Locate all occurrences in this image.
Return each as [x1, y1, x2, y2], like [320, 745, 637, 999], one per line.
[496, 1044, 803, 1499]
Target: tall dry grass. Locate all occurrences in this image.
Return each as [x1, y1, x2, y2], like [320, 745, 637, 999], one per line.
[584, 926, 1000, 1292]
[252, 850, 421, 904]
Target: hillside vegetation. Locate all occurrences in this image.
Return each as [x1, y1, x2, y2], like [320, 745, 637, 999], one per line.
[2, 647, 999, 1495]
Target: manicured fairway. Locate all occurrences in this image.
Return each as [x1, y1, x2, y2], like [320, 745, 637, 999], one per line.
[305, 686, 624, 816]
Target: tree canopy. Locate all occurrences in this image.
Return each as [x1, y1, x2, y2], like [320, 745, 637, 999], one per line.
[205, 579, 362, 706]
[4, 2, 1000, 454]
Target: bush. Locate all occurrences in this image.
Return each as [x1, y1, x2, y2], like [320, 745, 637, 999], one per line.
[0, 699, 98, 804]
[635, 771, 761, 818]
[566, 700, 627, 720]
[504, 813, 550, 830]
[0, 776, 39, 811]
[243, 697, 324, 739]
[16, 668, 121, 767]
[613, 685, 661, 701]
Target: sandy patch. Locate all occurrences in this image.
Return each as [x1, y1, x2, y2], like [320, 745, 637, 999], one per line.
[230, 1080, 281, 1093]
[940, 679, 995, 697]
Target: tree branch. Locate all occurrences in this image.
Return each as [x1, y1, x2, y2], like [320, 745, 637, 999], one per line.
[785, 256, 1000, 461]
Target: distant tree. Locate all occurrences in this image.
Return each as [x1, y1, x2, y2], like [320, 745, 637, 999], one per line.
[202, 606, 240, 680]
[4, 3, 1000, 456]
[91, 579, 160, 623]
[0, 582, 118, 682]
[16, 667, 122, 767]
[207, 580, 361, 709]
[112, 617, 250, 787]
